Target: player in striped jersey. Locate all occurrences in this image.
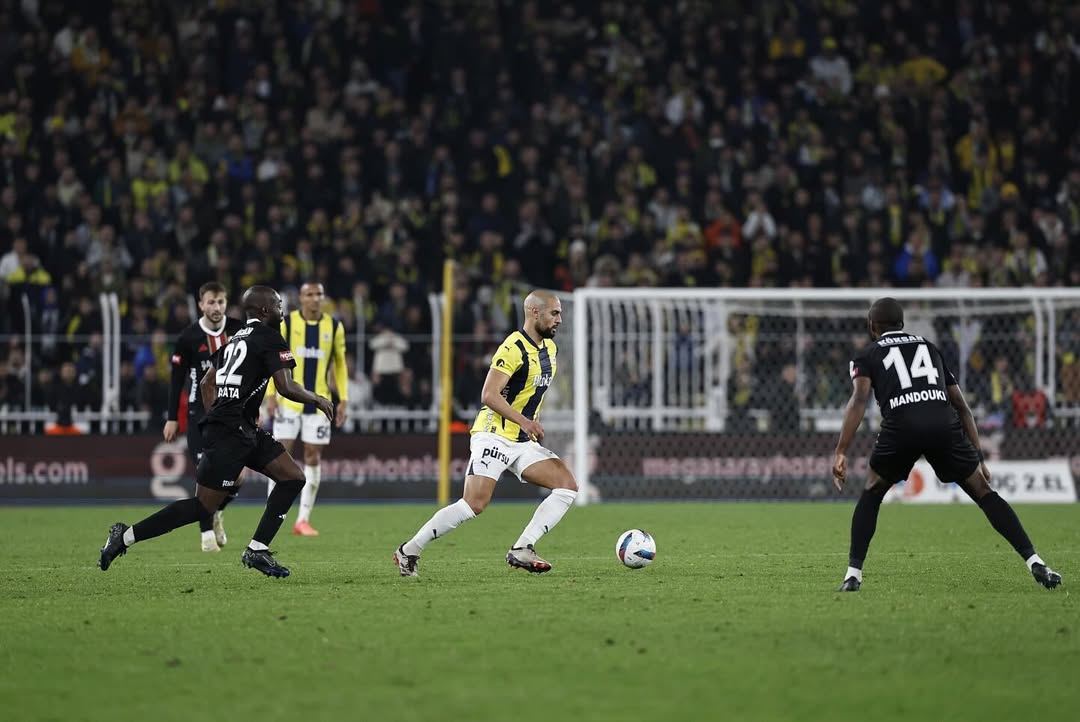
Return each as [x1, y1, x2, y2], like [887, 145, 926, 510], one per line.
[393, 290, 579, 576]
[265, 282, 347, 536]
[163, 282, 245, 552]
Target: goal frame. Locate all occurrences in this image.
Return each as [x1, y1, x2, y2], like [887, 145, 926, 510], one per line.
[571, 287, 1080, 504]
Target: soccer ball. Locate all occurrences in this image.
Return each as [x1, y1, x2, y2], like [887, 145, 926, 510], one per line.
[616, 529, 656, 569]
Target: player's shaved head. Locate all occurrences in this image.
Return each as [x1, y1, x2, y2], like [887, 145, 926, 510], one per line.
[869, 297, 904, 332]
[524, 290, 557, 313]
[523, 289, 561, 340]
[242, 285, 280, 319]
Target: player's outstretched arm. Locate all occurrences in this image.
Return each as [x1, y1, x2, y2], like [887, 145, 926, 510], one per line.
[332, 320, 348, 427]
[164, 343, 187, 442]
[480, 367, 544, 442]
[271, 368, 334, 421]
[946, 384, 988, 480]
[833, 377, 872, 491]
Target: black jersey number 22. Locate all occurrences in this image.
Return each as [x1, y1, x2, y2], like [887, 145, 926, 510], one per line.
[216, 340, 248, 387]
[882, 343, 940, 389]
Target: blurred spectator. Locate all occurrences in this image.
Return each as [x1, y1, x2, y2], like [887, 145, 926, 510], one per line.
[1004, 232, 1048, 286]
[894, 232, 940, 285]
[135, 364, 170, 423]
[369, 324, 409, 406]
[726, 360, 755, 434]
[810, 38, 853, 99]
[980, 356, 1019, 428]
[47, 361, 91, 430]
[1061, 353, 1080, 406]
[344, 352, 371, 411]
[377, 367, 427, 411]
[0, 237, 26, 280]
[30, 367, 53, 409]
[0, 359, 15, 408]
[768, 364, 802, 433]
[117, 360, 138, 412]
[76, 332, 104, 389]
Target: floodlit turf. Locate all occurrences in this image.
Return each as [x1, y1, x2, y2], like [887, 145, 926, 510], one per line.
[2, 502, 1078, 722]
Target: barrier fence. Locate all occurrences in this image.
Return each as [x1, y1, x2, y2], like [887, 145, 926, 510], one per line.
[2, 288, 1078, 503]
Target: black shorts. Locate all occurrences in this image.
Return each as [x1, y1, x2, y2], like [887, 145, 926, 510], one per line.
[195, 421, 286, 491]
[869, 420, 981, 485]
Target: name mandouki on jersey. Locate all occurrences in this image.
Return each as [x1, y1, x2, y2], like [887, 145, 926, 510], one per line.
[470, 329, 557, 442]
[849, 330, 958, 427]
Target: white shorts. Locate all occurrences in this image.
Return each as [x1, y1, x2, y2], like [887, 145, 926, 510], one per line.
[468, 432, 559, 482]
[273, 406, 331, 445]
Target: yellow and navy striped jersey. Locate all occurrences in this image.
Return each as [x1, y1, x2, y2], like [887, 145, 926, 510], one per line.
[267, 310, 347, 413]
[470, 329, 557, 442]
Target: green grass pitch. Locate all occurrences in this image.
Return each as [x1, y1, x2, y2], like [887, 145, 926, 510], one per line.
[2, 502, 1078, 722]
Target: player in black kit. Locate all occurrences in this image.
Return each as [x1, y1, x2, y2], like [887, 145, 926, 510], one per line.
[832, 298, 1062, 592]
[99, 286, 334, 578]
[163, 282, 245, 553]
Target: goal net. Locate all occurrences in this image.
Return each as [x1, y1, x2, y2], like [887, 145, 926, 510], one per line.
[570, 289, 1080, 503]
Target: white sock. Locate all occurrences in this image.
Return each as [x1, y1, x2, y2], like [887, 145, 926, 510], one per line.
[267, 479, 276, 497]
[1025, 554, 1045, 570]
[201, 530, 216, 544]
[297, 464, 320, 523]
[123, 527, 136, 546]
[513, 488, 577, 549]
[403, 499, 476, 556]
[248, 540, 269, 551]
[845, 566, 863, 582]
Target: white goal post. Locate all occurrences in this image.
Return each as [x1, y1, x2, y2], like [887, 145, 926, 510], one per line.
[570, 288, 1080, 505]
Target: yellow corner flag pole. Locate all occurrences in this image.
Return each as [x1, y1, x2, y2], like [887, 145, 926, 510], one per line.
[437, 260, 456, 506]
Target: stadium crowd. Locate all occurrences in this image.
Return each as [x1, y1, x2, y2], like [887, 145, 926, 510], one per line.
[0, 0, 1078, 429]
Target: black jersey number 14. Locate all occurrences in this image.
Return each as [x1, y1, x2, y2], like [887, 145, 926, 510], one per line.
[215, 340, 248, 387]
[882, 343, 940, 389]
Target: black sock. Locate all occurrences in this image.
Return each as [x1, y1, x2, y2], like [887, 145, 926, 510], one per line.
[199, 491, 238, 532]
[198, 508, 214, 533]
[133, 498, 213, 543]
[252, 480, 303, 547]
[849, 489, 886, 569]
[977, 492, 1035, 560]
[219, 490, 239, 511]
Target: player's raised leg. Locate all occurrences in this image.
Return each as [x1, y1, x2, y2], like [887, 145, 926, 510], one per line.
[243, 447, 307, 578]
[506, 458, 578, 573]
[294, 430, 327, 537]
[393, 474, 492, 576]
[213, 474, 242, 548]
[99, 485, 224, 571]
[192, 446, 221, 552]
[835, 468, 892, 591]
[187, 428, 222, 552]
[957, 465, 1062, 589]
[266, 406, 299, 498]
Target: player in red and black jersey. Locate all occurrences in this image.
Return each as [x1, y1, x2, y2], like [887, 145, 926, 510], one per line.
[832, 298, 1062, 592]
[163, 282, 245, 553]
[100, 286, 334, 578]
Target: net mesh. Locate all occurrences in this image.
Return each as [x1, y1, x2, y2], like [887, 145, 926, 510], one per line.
[574, 291, 1080, 501]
